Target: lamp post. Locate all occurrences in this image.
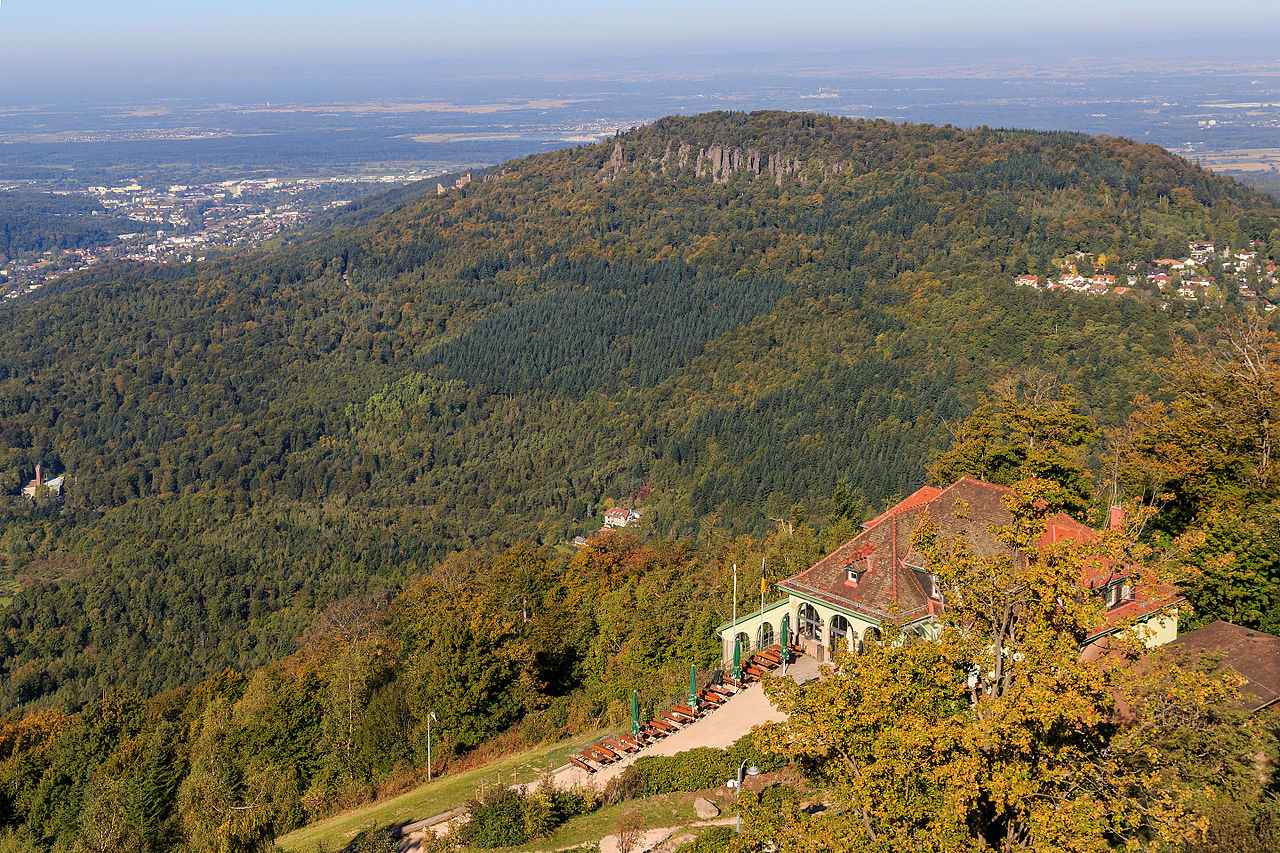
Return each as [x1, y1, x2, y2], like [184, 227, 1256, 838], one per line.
[427, 711, 438, 781]
[733, 758, 761, 833]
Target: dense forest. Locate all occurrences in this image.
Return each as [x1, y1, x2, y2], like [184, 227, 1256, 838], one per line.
[0, 113, 1278, 849]
[1, 319, 1277, 852]
[0, 192, 148, 258]
[3, 112, 1279, 711]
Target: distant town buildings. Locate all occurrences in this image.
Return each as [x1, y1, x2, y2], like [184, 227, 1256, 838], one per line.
[1015, 242, 1278, 313]
[2, 170, 439, 304]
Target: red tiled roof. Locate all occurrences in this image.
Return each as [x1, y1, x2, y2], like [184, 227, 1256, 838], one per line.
[782, 478, 1017, 623]
[780, 477, 1178, 630]
[862, 485, 942, 529]
[1169, 621, 1280, 711]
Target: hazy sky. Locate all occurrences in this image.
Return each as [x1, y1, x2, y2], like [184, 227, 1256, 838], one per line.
[6, 0, 1280, 73]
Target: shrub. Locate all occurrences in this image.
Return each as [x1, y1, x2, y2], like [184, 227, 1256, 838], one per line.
[602, 767, 644, 805]
[674, 826, 734, 853]
[343, 824, 396, 853]
[461, 789, 528, 848]
[460, 781, 600, 848]
[627, 735, 785, 797]
[548, 783, 599, 821]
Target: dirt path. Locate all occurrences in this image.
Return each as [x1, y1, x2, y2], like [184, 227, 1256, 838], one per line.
[554, 656, 820, 790]
[398, 656, 822, 853]
[596, 816, 736, 853]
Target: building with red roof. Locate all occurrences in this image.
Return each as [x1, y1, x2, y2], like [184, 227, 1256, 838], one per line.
[719, 477, 1180, 663]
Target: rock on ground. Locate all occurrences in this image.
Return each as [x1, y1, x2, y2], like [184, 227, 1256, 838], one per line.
[692, 797, 720, 819]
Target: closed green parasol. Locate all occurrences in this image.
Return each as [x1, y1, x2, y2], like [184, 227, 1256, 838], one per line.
[732, 636, 742, 681]
[631, 690, 641, 738]
[689, 664, 698, 710]
[780, 620, 791, 663]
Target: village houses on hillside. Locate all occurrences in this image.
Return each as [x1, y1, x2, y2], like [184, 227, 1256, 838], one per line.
[1015, 241, 1278, 313]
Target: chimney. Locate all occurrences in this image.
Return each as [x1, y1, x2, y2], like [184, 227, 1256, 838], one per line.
[35, 465, 41, 488]
[1108, 505, 1124, 530]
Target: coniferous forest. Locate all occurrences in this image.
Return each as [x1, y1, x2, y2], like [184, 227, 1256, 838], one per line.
[0, 112, 1278, 852]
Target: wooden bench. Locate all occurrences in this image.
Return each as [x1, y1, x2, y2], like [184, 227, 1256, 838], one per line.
[570, 756, 596, 773]
[649, 718, 677, 733]
[707, 684, 735, 697]
[661, 712, 689, 726]
[672, 703, 700, 718]
[617, 733, 643, 750]
[698, 691, 724, 706]
[756, 650, 781, 665]
[585, 747, 615, 764]
[642, 724, 668, 739]
[593, 745, 620, 762]
[604, 736, 637, 753]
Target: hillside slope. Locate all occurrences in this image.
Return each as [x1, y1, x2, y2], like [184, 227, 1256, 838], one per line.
[1, 111, 1277, 710]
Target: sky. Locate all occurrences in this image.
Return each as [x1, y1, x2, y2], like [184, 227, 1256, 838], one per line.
[6, 0, 1280, 76]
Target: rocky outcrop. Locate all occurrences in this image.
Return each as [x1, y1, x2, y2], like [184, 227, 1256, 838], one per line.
[609, 140, 625, 179]
[695, 145, 764, 183]
[600, 135, 845, 189]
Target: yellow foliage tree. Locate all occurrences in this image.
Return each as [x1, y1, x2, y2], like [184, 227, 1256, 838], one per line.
[748, 479, 1249, 853]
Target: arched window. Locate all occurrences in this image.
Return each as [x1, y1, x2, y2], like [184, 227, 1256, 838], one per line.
[864, 626, 882, 646]
[735, 631, 752, 654]
[758, 622, 775, 649]
[829, 614, 851, 653]
[798, 603, 822, 639]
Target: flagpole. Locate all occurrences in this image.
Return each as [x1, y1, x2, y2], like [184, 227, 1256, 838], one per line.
[731, 563, 737, 655]
[732, 560, 742, 635]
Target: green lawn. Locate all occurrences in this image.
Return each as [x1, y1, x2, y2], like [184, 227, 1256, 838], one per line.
[275, 729, 617, 853]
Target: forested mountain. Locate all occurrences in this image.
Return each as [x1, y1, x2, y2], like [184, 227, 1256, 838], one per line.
[1, 111, 1278, 719]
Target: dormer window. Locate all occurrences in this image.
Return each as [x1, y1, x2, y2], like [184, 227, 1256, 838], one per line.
[929, 574, 942, 601]
[846, 568, 863, 586]
[1105, 580, 1133, 610]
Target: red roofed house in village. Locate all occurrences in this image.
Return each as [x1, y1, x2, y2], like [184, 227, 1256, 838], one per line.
[718, 477, 1180, 663]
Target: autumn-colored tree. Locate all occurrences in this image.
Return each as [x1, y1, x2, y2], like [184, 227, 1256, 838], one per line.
[930, 373, 1098, 513]
[614, 809, 645, 853]
[300, 594, 390, 779]
[1118, 316, 1280, 630]
[1121, 315, 1280, 510]
[751, 479, 1250, 853]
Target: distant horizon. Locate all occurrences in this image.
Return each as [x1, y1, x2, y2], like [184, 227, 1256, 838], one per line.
[6, 42, 1280, 107]
[5, 0, 1280, 100]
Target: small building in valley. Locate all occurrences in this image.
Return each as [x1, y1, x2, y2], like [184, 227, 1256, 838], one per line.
[602, 507, 642, 529]
[21, 465, 65, 500]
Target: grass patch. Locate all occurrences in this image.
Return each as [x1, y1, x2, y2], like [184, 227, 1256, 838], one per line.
[482, 791, 732, 853]
[0, 578, 19, 608]
[275, 729, 615, 853]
